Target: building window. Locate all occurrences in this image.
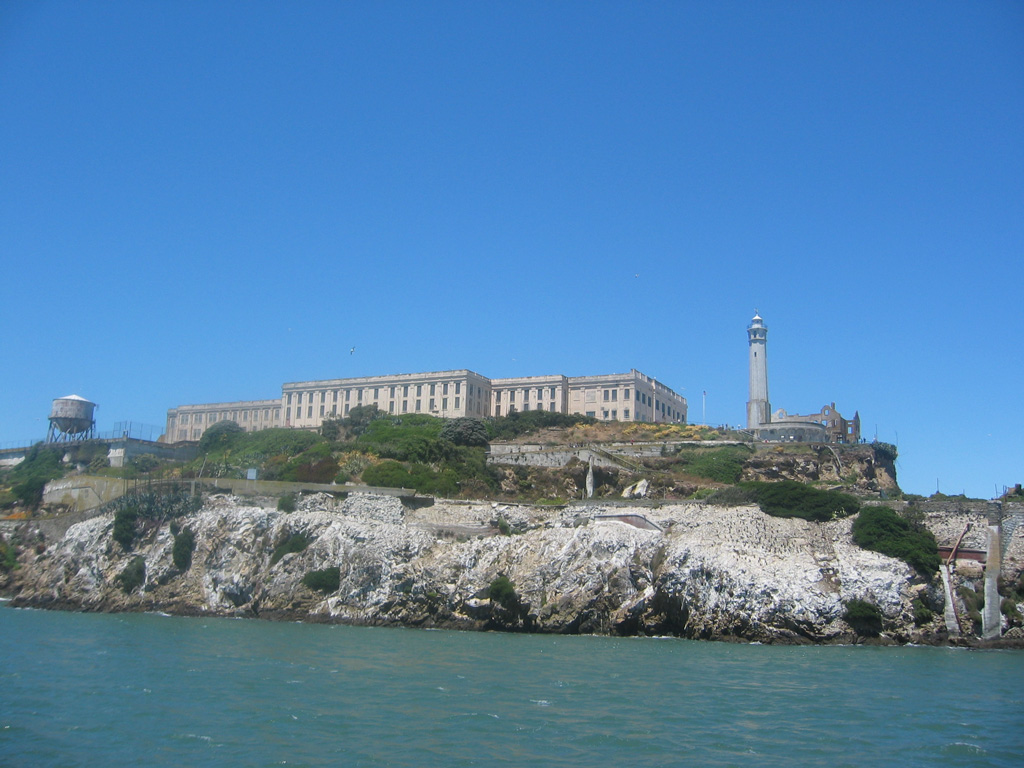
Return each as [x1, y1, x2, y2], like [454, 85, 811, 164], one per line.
[455, 382, 461, 394]
[389, 402, 395, 413]
[495, 391, 502, 403]
[611, 390, 617, 401]
[611, 410, 617, 419]
[429, 384, 435, 396]
[415, 399, 421, 411]
[402, 400, 408, 413]
[307, 406, 313, 418]
[624, 409, 630, 419]
[320, 405, 325, 416]
[455, 397, 460, 408]
[442, 398, 448, 410]
[403, 385, 409, 396]
[374, 388, 379, 398]
[550, 386, 556, 398]
[443, 382, 449, 395]
[586, 411, 595, 418]
[429, 398, 436, 410]
[287, 394, 293, 405]
[495, 405, 501, 416]
[549, 403, 555, 412]
[390, 386, 396, 397]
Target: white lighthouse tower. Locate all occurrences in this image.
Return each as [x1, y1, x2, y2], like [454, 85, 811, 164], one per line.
[746, 312, 771, 430]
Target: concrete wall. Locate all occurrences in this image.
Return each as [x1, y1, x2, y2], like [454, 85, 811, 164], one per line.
[42, 476, 135, 511]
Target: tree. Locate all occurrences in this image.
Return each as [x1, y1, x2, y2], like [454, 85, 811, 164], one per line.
[439, 418, 489, 447]
[198, 420, 244, 452]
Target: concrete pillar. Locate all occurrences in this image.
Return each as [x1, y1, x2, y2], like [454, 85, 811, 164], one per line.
[982, 504, 1002, 639]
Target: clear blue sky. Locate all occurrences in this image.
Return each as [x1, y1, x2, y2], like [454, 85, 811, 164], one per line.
[1, 2, 1021, 499]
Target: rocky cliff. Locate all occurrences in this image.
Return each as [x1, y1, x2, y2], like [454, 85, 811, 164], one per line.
[6, 492, 964, 645]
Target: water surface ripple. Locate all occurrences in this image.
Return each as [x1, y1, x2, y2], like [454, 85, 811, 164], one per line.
[1, 607, 1021, 767]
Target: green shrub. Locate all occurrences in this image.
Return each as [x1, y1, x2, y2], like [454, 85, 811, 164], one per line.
[843, 599, 883, 636]
[496, 518, 511, 536]
[197, 420, 245, 452]
[172, 528, 195, 571]
[0, 536, 18, 572]
[277, 493, 297, 513]
[486, 410, 595, 441]
[852, 506, 940, 576]
[1000, 599, 1022, 626]
[912, 598, 933, 626]
[116, 556, 146, 593]
[113, 505, 141, 550]
[439, 418, 489, 447]
[741, 480, 860, 521]
[6, 444, 65, 508]
[302, 567, 340, 594]
[271, 532, 310, 565]
[110, 488, 200, 551]
[873, 442, 898, 463]
[487, 576, 518, 610]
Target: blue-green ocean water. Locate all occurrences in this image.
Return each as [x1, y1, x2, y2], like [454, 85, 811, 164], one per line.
[1, 604, 1021, 767]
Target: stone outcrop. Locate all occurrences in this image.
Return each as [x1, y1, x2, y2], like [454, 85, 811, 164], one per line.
[2, 491, 983, 644]
[741, 445, 898, 493]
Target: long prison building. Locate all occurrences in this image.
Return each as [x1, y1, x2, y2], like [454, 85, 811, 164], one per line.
[164, 368, 686, 443]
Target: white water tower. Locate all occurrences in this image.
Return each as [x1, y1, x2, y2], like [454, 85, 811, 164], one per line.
[46, 395, 97, 442]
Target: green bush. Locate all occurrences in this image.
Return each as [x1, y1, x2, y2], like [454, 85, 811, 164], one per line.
[302, 567, 340, 594]
[439, 418, 489, 447]
[486, 410, 595, 441]
[912, 598, 934, 626]
[741, 480, 860, 521]
[843, 599, 883, 636]
[852, 506, 940, 576]
[277, 493, 297, 513]
[110, 488, 200, 551]
[113, 505, 141, 551]
[6, 444, 65, 508]
[488, 576, 518, 610]
[0, 536, 18, 572]
[1000, 599, 1022, 626]
[116, 556, 146, 593]
[128, 453, 160, 474]
[172, 528, 195, 571]
[271, 532, 310, 565]
[197, 420, 245, 453]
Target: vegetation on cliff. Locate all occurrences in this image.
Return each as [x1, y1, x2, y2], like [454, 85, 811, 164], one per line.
[851, 505, 940, 575]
